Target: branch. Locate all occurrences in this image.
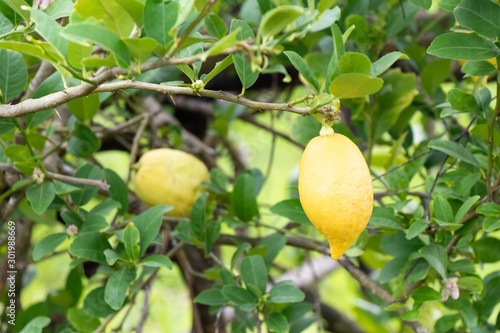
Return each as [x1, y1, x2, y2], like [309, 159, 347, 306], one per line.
[93, 81, 327, 115]
[0, 44, 262, 118]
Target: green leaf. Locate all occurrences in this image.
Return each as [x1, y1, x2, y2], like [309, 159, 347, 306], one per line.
[194, 288, 227, 306]
[477, 202, 500, 216]
[411, 286, 443, 303]
[33, 233, 68, 262]
[454, 195, 480, 224]
[104, 168, 129, 215]
[462, 60, 498, 77]
[454, 0, 500, 38]
[447, 88, 481, 115]
[483, 217, 500, 232]
[428, 139, 480, 167]
[427, 33, 500, 61]
[70, 164, 102, 206]
[44, 0, 74, 19]
[457, 276, 483, 294]
[12, 178, 36, 191]
[104, 267, 136, 310]
[81, 213, 108, 233]
[0, 48, 28, 103]
[19, 316, 51, 333]
[66, 94, 100, 121]
[104, 249, 119, 265]
[264, 312, 288, 333]
[434, 314, 461, 333]
[268, 282, 305, 303]
[421, 59, 450, 95]
[123, 37, 158, 64]
[0, 118, 15, 135]
[123, 223, 140, 262]
[270, 199, 311, 225]
[325, 24, 344, 91]
[69, 232, 112, 265]
[232, 173, 258, 222]
[258, 5, 303, 40]
[53, 180, 81, 195]
[67, 122, 101, 158]
[257, 233, 287, 264]
[370, 51, 409, 77]
[89, 198, 120, 216]
[1, 0, 29, 22]
[141, 254, 173, 269]
[116, 0, 144, 26]
[31, 8, 67, 59]
[472, 238, 500, 263]
[420, 244, 448, 279]
[221, 285, 257, 306]
[330, 73, 383, 99]
[74, 0, 134, 38]
[240, 255, 268, 294]
[401, 310, 420, 321]
[67, 308, 101, 333]
[190, 192, 208, 242]
[83, 287, 115, 318]
[133, 205, 172, 254]
[26, 182, 56, 215]
[433, 196, 454, 222]
[438, 0, 460, 11]
[205, 13, 227, 39]
[202, 56, 232, 86]
[368, 207, 404, 230]
[284, 51, 321, 94]
[406, 219, 427, 240]
[143, 0, 177, 50]
[338, 52, 371, 75]
[61, 23, 131, 68]
[409, 0, 432, 10]
[204, 28, 241, 60]
[230, 19, 258, 90]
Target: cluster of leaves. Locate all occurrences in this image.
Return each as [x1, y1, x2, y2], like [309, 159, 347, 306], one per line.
[1, 0, 500, 332]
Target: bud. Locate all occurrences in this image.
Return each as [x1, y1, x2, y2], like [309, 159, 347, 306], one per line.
[67, 225, 78, 237]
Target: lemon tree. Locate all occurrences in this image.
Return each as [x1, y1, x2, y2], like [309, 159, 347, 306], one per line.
[1, 0, 500, 332]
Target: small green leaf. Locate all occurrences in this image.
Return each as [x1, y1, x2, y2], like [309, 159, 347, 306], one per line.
[420, 244, 448, 279]
[133, 205, 172, 254]
[411, 286, 443, 303]
[454, 0, 500, 38]
[122, 37, 158, 63]
[477, 202, 500, 216]
[433, 196, 454, 222]
[143, 0, 177, 50]
[12, 178, 35, 191]
[81, 213, 108, 233]
[462, 60, 498, 77]
[66, 308, 100, 333]
[409, 0, 432, 10]
[258, 5, 303, 40]
[83, 287, 115, 318]
[69, 232, 112, 265]
[264, 312, 288, 333]
[270, 199, 311, 225]
[67, 122, 101, 158]
[330, 73, 383, 99]
[421, 59, 450, 95]
[483, 217, 500, 232]
[338, 52, 372, 75]
[454, 195, 480, 224]
[268, 282, 305, 303]
[205, 13, 227, 39]
[123, 223, 140, 262]
[401, 309, 420, 321]
[203, 55, 234, 85]
[66, 94, 100, 121]
[457, 276, 483, 294]
[284, 51, 321, 94]
[141, 255, 173, 269]
[406, 219, 427, 240]
[53, 180, 81, 195]
[26, 182, 56, 215]
[33, 233, 68, 262]
[19, 316, 51, 333]
[240, 255, 268, 294]
[230, 19, 258, 90]
[69, 164, 102, 207]
[104, 267, 136, 310]
[428, 139, 480, 167]
[232, 173, 258, 222]
[0, 48, 28, 103]
[472, 238, 500, 263]
[427, 33, 500, 60]
[31, 8, 67, 59]
[104, 168, 129, 215]
[190, 192, 208, 242]
[221, 285, 257, 306]
[194, 288, 227, 306]
[370, 51, 409, 77]
[447, 88, 481, 115]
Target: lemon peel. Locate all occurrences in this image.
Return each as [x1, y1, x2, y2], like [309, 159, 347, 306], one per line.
[132, 148, 210, 217]
[298, 133, 373, 260]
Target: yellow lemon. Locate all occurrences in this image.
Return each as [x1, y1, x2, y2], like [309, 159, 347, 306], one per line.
[298, 132, 373, 260]
[132, 148, 210, 217]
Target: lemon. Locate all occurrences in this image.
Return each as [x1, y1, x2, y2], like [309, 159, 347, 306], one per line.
[298, 131, 373, 260]
[132, 148, 210, 217]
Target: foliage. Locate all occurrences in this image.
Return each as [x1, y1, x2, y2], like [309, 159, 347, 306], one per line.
[0, 0, 500, 332]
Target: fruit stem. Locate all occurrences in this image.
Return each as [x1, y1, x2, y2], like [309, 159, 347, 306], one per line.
[320, 122, 334, 136]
